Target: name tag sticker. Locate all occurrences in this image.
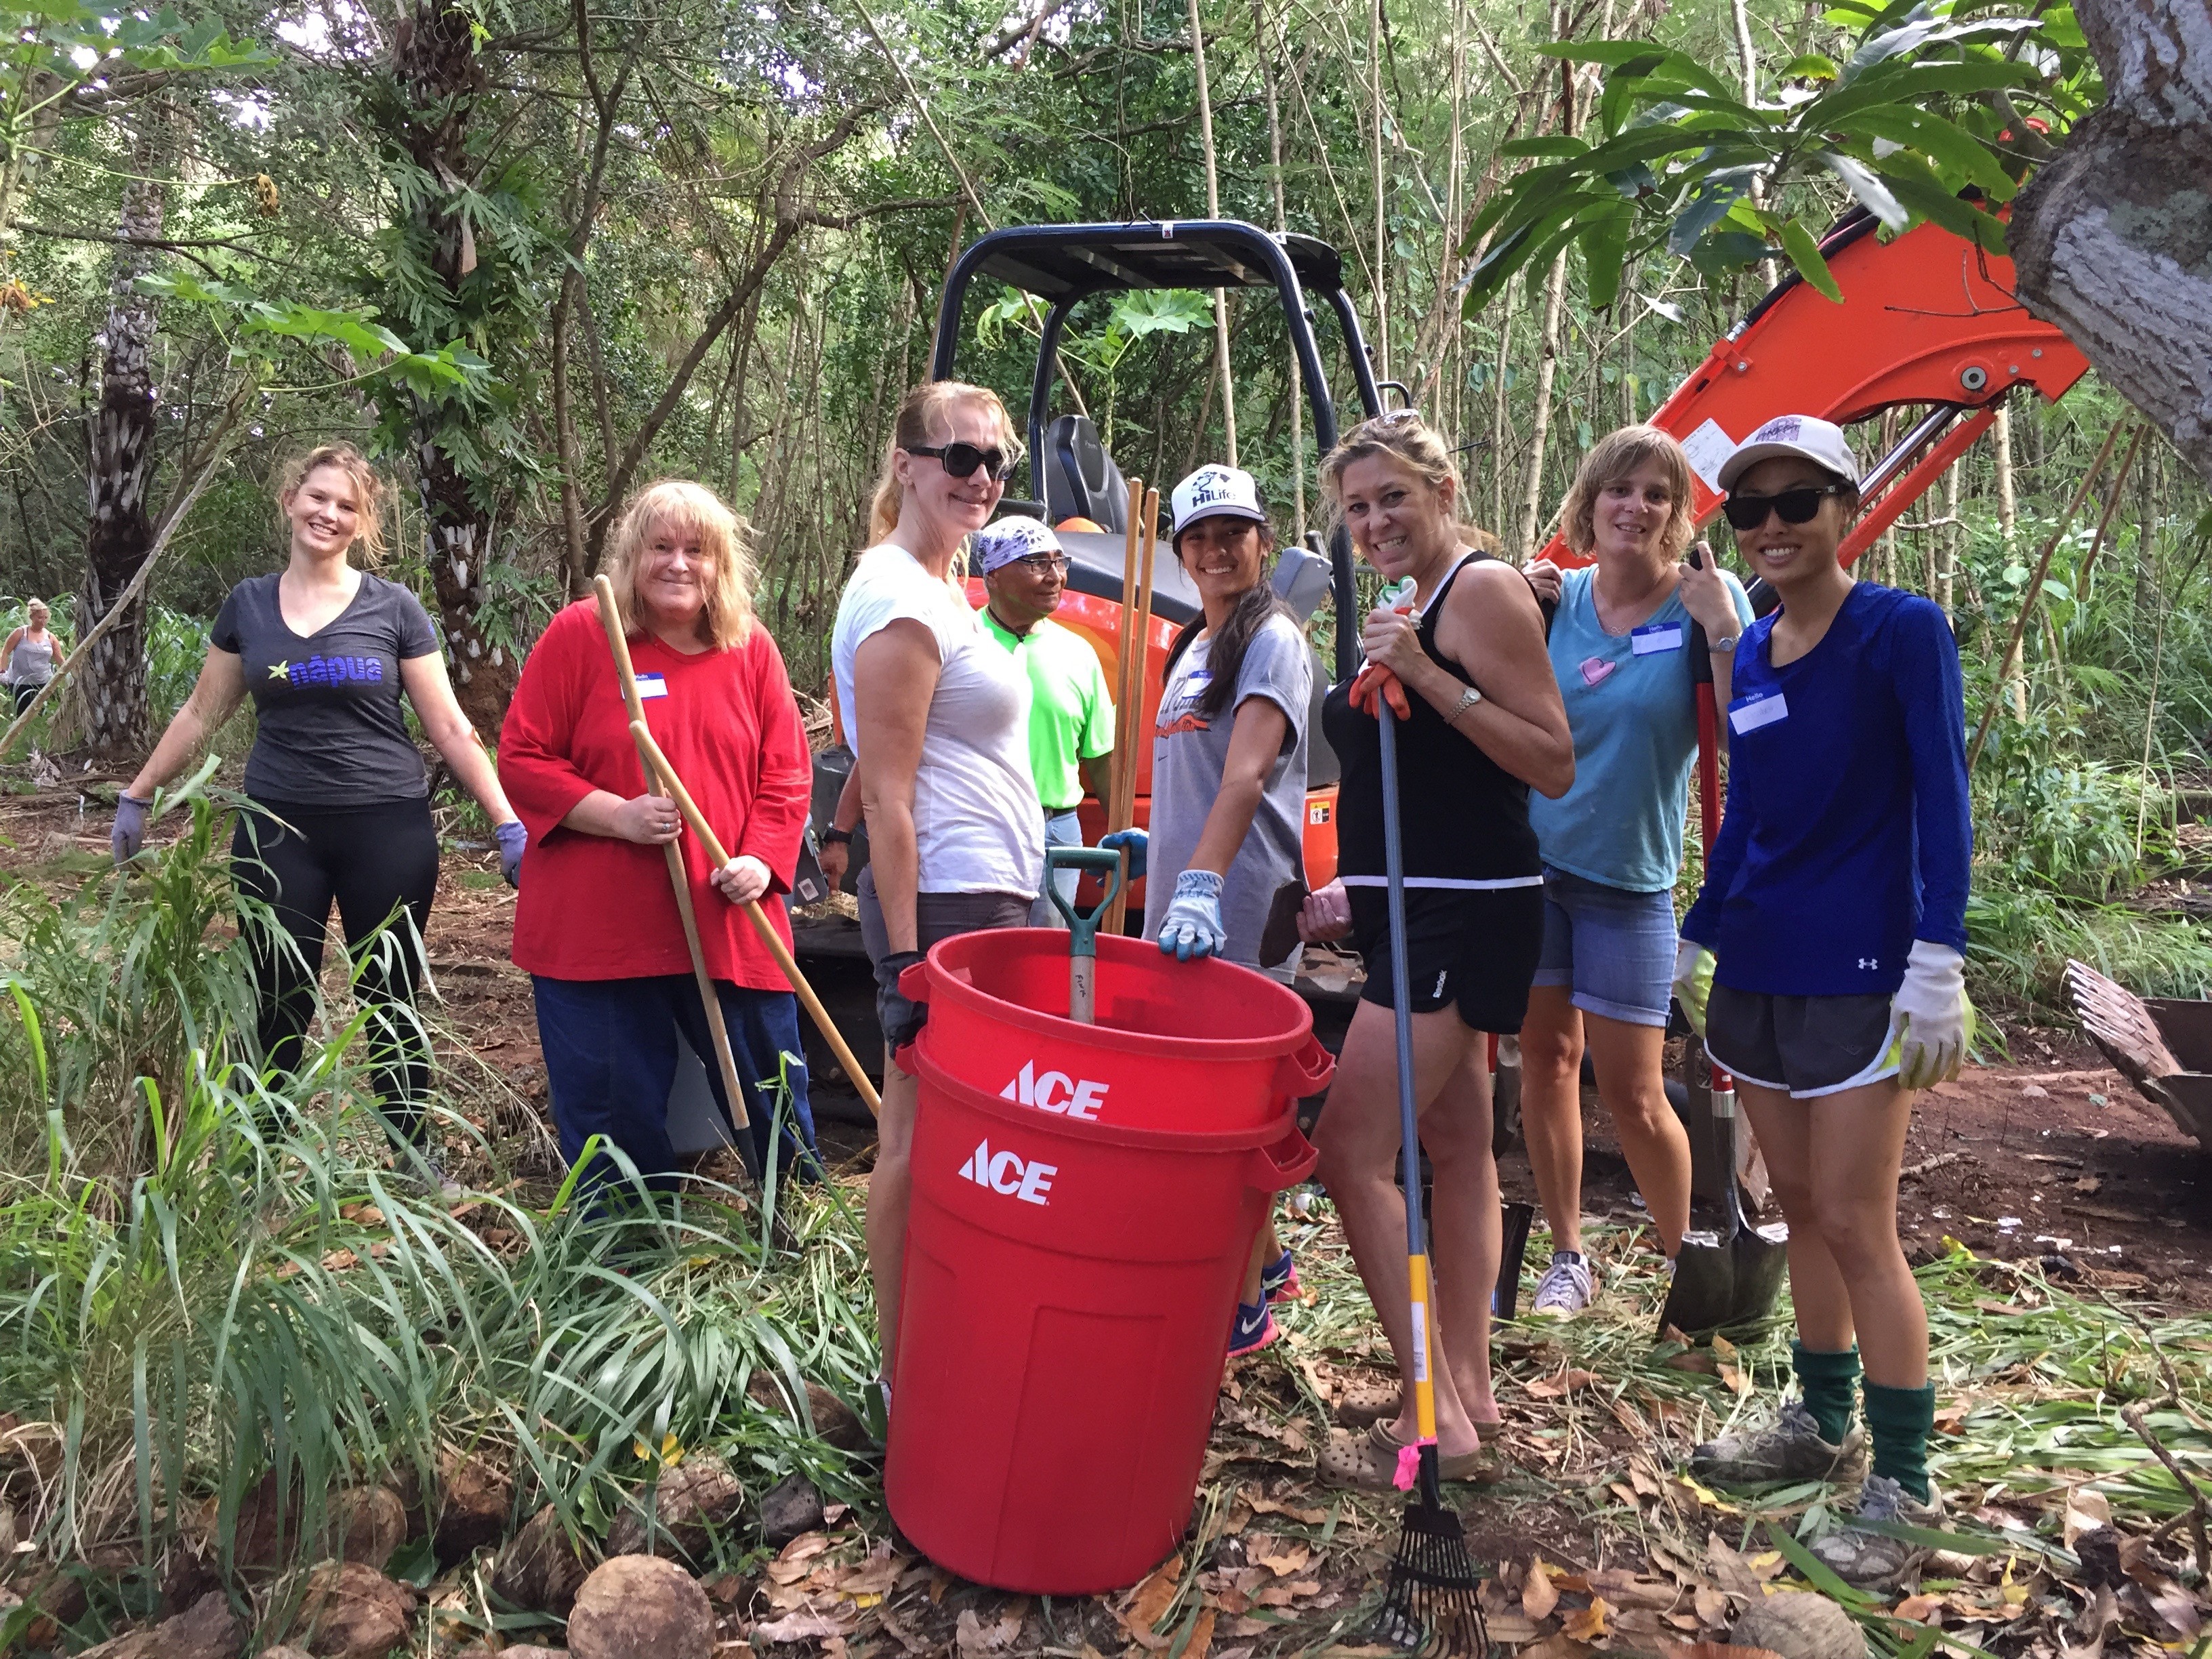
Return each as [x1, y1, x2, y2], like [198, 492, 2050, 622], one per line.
[1729, 691, 1789, 735]
[634, 674, 669, 700]
[1183, 670, 1212, 687]
[1631, 622, 1685, 655]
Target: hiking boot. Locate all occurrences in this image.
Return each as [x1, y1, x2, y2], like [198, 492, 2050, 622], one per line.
[1529, 1252, 1593, 1317]
[1229, 1299, 1279, 1357]
[1810, 1475, 1944, 1586]
[1261, 1247, 1300, 1304]
[1689, 1399, 1864, 1486]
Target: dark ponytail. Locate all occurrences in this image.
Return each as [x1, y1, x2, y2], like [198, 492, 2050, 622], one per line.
[1166, 579, 1295, 723]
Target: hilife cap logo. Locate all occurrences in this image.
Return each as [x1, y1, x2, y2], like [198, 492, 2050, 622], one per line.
[1170, 464, 1268, 541]
[972, 514, 1062, 575]
[1717, 413, 1862, 490]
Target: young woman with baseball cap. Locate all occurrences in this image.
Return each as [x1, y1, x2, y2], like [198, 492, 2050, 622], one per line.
[1097, 462, 1313, 1355]
[1516, 426, 1756, 1316]
[1673, 413, 1970, 1584]
[832, 382, 1043, 1406]
[1303, 411, 1574, 1488]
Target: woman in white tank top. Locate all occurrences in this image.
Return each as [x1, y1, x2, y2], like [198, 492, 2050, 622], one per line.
[3, 599, 64, 717]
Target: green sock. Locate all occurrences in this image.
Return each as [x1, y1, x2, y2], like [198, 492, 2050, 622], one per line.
[1790, 1342, 1862, 1446]
[1863, 1380, 1937, 1503]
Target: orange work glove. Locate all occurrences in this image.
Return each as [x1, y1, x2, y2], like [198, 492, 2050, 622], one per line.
[1348, 596, 1416, 719]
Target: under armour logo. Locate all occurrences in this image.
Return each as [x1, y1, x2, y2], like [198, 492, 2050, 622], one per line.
[1858, 958, 1878, 970]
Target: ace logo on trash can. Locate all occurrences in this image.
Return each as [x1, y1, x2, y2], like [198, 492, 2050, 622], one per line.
[1000, 1059, 1109, 1121]
[958, 1138, 1058, 1206]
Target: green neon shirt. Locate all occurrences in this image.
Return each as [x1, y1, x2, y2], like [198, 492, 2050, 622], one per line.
[979, 608, 1116, 812]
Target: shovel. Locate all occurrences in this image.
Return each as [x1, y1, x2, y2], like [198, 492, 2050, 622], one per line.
[1043, 844, 1125, 1023]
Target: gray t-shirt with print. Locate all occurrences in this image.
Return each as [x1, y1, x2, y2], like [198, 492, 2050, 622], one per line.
[1141, 613, 1311, 968]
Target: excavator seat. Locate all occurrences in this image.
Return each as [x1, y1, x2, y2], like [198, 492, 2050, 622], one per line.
[1042, 415, 1130, 535]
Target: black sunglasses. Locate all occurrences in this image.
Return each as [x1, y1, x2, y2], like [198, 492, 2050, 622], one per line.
[907, 442, 1016, 483]
[1722, 483, 1850, 531]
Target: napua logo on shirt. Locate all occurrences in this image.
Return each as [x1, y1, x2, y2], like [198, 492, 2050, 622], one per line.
[268, 655, 384, 687]
[958, 1138, 1057, 1205]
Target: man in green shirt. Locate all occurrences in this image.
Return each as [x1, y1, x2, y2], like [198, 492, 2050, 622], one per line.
[973, 516, 1118, 924]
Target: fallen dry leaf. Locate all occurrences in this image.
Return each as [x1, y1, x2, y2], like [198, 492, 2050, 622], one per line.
[1561, 1597, 1611, 1642]
[1694, 1586, 1730, 1629]
[1896, 1593, 1945, 1623]
[1519, 1633, 1597, 1659]
[1523, 1559, 1561, 1622]
[1588, 1570, 1679, 1610]
[1525, 1368, 1602, 1399]
[1126, 1553, 1184, 1633]
[1253, 1541, 1311, 1578]
[1247, 1493, 1328, 1525]
[750, 1610, 859, 1641]
[1486, 1612, 1541, 1643]
[2063, 1489, 2112, 1549]
[1185, 1606, 1217, 1659]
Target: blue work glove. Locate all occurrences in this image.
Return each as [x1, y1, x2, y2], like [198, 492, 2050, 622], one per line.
[1157, 869, 1227, 962]
[1100, 827, 1148, 881]
[111, 794, 151, 864]
[493, 819, 527, 888]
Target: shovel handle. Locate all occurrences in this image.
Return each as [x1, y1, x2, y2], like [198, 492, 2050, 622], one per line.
[1045, 844, 1124, 955]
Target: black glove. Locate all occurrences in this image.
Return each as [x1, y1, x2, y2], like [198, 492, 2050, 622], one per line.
[875, 949, 928, 1052]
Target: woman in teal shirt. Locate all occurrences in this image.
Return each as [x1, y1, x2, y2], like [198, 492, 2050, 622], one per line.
[1519, 426, 1753, 1315]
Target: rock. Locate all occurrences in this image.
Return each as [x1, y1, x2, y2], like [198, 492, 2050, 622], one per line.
[745, 1374, 865, 1452]
[331, 1487, 408, 1572]
[0, 1560, 89, 1647]
[491, 1504, 590, 1615]
[258, 1649, 316, 1659]
[758, 1473, 825, 1546]
[605, 1455, 745, 1560]
[1733, 1591, 1868, 1659]
[566, 1556, 714, 1659]
[434, 1449, 512, 1564]
[214, 1476, 409, 1575]
[283, 1561, 417, 1659]
[77, 1591, 245, 1659]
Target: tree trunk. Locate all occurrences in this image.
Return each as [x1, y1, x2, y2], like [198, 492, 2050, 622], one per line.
[1995, 401, 2026, 718]
[393, 0, 515, 728]
[1187, 0, 1237, 466]
[79, 155, 166, 761]
[2011, 0, 2212, 485]
[1515, 251, 1568, 561]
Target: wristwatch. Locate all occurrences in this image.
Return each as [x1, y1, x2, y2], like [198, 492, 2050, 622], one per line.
[1450, 684, 1484, 722]
[1707, 633, 1740, 654]
[820, 825, 855, 846]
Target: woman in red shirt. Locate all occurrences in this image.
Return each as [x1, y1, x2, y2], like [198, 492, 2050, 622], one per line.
[499, 479, 815, 1189]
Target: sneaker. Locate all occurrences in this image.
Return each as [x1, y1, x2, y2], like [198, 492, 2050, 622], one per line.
[1228, 1300, 1279, 1357]
[1261, 1248, 1300, 1303]
[406, 1147, 464, 1203]
[1529, 1252, 1593, 1317]
[1689, 1399, 1866, 1486]
[1809, 1474, 1944, 1586]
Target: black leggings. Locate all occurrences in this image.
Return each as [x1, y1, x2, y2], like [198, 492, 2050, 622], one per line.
[231, 798, 441, 1143]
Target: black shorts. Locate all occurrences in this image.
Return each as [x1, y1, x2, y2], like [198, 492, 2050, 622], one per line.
[1704, 984, 1902, 1099]
[1348, 883, 1544, 1034]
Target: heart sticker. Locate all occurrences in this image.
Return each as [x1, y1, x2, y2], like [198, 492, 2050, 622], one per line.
[1580, 655, 1618, 687]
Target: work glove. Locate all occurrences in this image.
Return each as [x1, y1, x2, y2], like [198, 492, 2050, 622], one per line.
[111, 794, 152, 865]
[1892, 940, 1967, 1090]
[876, 949, 928, 1054]
[1671, 939, 1715, 1037]
[1099, 827, 1148, 881]
[493, 819, 527, 888]
[1157, 869, 1227, 962]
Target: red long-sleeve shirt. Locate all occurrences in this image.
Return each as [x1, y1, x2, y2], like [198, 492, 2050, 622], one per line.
[499, 600, 811, 989]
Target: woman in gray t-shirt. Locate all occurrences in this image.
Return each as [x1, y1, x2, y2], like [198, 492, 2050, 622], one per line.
[2, 599, 64, 716]
[1107, 462, 1313, 1359]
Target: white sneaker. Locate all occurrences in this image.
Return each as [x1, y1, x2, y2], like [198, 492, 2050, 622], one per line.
[1530, 1252, 1593, 1317]
[1809, 1474, 1944, 1586]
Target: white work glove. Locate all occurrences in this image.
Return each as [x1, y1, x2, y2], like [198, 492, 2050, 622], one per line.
[1671, 939, 1715, 1037]
[1157, 868, 1227, 962]
[1891, 940, 1967, 1090]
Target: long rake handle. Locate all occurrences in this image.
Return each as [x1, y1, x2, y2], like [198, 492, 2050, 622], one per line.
[630, 720, 883, 1118]
[592, 578, 758, 1159]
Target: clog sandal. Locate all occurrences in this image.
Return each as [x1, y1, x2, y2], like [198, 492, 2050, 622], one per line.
[1330, 1376, 1401, 1427]
[1316, 1422, 1500, 1492]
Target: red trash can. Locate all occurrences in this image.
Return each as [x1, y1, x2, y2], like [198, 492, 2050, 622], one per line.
[886, 1031, 1319, 1595]
[902, 929, 1333, 1132]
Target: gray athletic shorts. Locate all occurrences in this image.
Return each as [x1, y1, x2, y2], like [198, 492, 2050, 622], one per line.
[1704, 984, 1903, 1099]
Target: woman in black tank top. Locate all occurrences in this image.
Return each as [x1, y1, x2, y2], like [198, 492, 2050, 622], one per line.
[1303, 413, 1573, 1492]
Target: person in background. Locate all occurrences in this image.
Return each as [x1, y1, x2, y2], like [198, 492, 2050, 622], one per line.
[1675, 415, 1970, 1584]
[1303, 411, 1573, 1490]
[113, 444, 525, 1185]
[499, 479, 817, 1193]
[2, 599, 65, 716]
[833, 381, 1042, 1413]
[1101, 464, 1313, 1356]
[1516, 426, 1756, 1316]
[972, 515, 1116, 924]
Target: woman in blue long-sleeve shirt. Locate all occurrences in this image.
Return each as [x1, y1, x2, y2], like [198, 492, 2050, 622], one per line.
[1670, 414, 1971, 1587]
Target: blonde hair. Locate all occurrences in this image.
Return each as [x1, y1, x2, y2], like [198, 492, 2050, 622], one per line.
[1560, 424, 1697, 560]
[25, 599, 49, 621]
[866, 382, 1020, 546]
[1319, 411, 1469, 529]
[278, 443, 389, 560]
[605, 479, 758, 649]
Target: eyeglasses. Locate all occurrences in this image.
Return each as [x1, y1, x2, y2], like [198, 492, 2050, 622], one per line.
[1721, 483, 1851, 531]
[907, 442, 1016, 482]
[1012, 553, 1069, 574]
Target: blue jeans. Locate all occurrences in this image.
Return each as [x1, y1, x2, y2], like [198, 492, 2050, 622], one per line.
[1029, 808, 1084, 927]
[531, 974, 819, 1196]
[1531, 865, 1678, 1028]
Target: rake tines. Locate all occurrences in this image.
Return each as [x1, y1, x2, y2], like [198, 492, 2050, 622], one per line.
[1372, 1452, 1490, 1656]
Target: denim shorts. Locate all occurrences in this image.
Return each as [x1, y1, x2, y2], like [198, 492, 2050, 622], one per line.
[1530, 865, 1678, 1027]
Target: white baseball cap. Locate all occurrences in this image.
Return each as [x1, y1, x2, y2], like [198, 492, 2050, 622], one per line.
[1717, 414, 1862, 491]
[972, 515, 1062, 575]
[1170, 464, 1269, 541]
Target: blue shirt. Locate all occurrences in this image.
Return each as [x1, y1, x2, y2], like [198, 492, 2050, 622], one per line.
[1530, 565, 1754, 893]
[1679, 582, 1971, 997]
